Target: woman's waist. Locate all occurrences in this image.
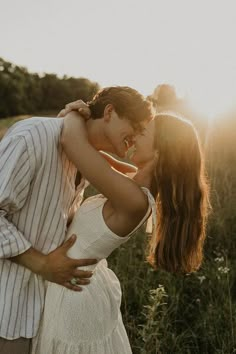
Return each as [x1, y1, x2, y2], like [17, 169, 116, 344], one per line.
[70, 258, 108, 272]
[66, 244, 109, 270]
[66, 238, 115, 258]
[47, 262, 121, 298]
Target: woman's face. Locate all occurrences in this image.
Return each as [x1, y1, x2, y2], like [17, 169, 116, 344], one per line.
[130, 118, 155, 167]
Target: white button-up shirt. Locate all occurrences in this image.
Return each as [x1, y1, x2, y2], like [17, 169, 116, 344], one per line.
[0, 117, 85, 339]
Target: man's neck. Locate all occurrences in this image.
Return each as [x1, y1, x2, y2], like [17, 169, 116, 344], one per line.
[86, 119, 111, 152]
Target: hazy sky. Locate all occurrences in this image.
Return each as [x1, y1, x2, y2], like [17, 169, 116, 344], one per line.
[1, 0, 236, 117]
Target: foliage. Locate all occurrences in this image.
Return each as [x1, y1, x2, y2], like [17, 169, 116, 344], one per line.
[0, 57, 100, 118]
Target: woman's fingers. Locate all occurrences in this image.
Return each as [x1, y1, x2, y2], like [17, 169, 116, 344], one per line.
[64, 100, 91, 119]
[65, 100, 87, 110]
[57, 108, 66, 117]
[78, 108, 91, 120]
[57, 104, 91, 120]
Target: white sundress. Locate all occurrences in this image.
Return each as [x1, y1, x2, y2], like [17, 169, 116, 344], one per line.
[32, 188, 156, 354]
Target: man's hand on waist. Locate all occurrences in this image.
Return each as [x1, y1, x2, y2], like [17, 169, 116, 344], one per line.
[11, 234, 97, 292]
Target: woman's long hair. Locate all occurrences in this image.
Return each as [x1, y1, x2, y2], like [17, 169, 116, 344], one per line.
[148, 114, 210, 273]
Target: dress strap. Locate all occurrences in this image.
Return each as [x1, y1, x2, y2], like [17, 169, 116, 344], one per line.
[141, 187, 157, 234]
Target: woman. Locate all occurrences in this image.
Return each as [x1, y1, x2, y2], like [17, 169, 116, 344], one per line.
[32, 111, 209, 354]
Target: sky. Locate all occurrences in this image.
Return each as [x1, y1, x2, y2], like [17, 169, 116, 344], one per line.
[1, 0, 236, 117]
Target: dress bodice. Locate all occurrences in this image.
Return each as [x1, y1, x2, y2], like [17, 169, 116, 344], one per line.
[66, 188, 156, 268]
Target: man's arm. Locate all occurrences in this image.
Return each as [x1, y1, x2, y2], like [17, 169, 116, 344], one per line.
[61, 112, 148, 218]
[0, 135, 33, 258]
[0, 133, 96, 291]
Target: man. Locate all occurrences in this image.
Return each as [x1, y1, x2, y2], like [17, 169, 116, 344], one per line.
[0, 86, 152, 353]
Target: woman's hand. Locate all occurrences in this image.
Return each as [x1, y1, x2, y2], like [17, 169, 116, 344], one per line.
[58, 99, 91, 120]
[61, 111, 89, 147]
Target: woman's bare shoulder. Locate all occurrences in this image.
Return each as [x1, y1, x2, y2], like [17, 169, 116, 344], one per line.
[102, 195, 149, 237]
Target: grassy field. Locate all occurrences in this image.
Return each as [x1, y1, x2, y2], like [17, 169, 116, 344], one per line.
[1, 115, 235, 353]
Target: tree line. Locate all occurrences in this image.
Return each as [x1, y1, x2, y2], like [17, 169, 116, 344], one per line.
[0, 57, 100, 118]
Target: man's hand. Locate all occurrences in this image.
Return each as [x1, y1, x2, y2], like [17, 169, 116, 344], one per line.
[58, 99, 91, 120]
[40, 235, 97, 291]
[11, 235, 97, 291]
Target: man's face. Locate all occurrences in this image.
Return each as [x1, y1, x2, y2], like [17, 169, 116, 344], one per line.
[104, 106, 147, 158]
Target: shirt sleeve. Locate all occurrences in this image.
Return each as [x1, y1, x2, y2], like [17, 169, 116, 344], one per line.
[0, 134, 33, 258]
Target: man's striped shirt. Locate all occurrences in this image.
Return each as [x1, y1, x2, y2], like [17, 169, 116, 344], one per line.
[0, 117, 84, 339]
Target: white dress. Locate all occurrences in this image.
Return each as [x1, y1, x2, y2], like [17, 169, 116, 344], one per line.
[32, 188, 156, 354]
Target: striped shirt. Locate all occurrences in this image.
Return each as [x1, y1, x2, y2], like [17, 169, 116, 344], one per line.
[0, 117, 85, 339]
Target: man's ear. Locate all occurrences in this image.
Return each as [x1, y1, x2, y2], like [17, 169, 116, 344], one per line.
[104, 104, 114, 122]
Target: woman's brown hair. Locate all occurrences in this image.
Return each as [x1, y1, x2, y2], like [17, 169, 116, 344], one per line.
[148, 114, 210, 273]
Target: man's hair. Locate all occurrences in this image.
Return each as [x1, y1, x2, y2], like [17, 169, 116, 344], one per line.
[88, 86, 152, 130]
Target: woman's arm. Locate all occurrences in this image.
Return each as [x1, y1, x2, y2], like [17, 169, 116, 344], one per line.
[99, 151, 137, 175]
[61, 112, 148, 219]
[58, 100, 137, 175]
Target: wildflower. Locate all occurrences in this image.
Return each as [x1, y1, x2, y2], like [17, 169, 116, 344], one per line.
[198, 275, 206, 284]
[218, 266, 230, 274]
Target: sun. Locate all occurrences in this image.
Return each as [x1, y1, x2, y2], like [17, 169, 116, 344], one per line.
[183, 84, 236, 120]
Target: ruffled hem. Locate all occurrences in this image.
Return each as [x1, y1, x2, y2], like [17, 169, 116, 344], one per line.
[32, 318, 132, 354]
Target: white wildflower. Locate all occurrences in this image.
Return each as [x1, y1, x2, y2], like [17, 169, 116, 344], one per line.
[198, 275, 206, 284]
[218, 266, 230, 274]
